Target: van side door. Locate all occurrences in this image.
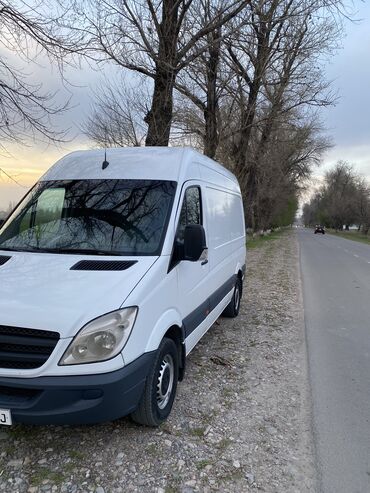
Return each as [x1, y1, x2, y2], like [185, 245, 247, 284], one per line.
[173, 183, 210, 350]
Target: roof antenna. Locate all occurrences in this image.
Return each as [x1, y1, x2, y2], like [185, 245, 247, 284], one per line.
[102, 126, 110, 170]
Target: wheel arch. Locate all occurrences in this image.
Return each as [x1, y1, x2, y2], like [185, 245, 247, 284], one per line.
[235, 262, 246, 282]
[163, 325, 186, 382]
[144, 309, 186, 382]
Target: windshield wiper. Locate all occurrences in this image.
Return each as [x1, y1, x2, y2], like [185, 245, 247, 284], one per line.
[51, 248, 124, 256]
[0, 246, 124, 256]
[0, 247, 41, 253]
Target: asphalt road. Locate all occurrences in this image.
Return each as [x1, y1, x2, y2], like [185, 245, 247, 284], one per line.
[299, 228, 370, 493]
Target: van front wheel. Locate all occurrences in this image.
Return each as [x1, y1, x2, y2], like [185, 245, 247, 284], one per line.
[131, 338, 179, 426]
[222, 277, 242, 318]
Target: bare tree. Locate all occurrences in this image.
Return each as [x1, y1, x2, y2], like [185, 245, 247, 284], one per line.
[325, 162, 365, 230]
[72, 0, 250, 146]
[354, 179, 370, 235]
[172, 4, 226, 158]
[215, 0, 341, 229]
[0, 1, 83, 150]
[79, 0, 347, 233]
[303, 162, 369, 232]
[84, 77, 149, 147]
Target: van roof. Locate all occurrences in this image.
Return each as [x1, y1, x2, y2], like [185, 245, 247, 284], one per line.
[41, 147, 238, 185]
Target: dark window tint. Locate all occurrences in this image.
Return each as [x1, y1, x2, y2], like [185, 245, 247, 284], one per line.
[0, 179, 176, 256]
[176, 186, 202, 242]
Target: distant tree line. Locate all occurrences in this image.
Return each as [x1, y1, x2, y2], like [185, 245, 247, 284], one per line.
[1, 1, 349, 232]
[302, 162, 370, 234]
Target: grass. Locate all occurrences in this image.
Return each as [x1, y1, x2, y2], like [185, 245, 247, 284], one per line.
[8, 425, 39, 439]
[30, 468, 65, 486]
[196, 459, 212, 470]
[190, 426, 206, 438]
[326, 229, 370, 246]
[165, 486, 180, 493]
[68, 450, 85, 460]
[246, 228, 288, 248]
[215, 437, 232, 450]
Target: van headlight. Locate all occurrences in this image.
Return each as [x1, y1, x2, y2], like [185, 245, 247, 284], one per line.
[59, 307, 138, 365]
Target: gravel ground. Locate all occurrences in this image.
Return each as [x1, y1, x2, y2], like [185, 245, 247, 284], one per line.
[0, 230, 316, 493]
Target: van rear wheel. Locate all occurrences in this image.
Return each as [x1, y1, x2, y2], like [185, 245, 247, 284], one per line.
[131, 338, 179, 426]
[222, 277, 242, 318]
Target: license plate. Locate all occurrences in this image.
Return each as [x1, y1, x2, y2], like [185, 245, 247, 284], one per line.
[0, 409, 12, 426]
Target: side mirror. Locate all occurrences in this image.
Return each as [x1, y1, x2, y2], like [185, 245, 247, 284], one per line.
[183, 224, 207, 262]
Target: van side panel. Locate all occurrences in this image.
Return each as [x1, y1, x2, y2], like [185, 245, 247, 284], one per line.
[205, 185, 245, 295]
[206, 186, 245, 263]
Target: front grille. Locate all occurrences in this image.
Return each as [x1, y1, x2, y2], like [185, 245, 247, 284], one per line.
[0, 325, 59, 370]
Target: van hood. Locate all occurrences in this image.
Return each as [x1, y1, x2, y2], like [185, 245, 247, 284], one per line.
[0, 251, 157, 338]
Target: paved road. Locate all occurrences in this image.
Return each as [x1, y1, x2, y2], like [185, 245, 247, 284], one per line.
[299, 229, 370, 493]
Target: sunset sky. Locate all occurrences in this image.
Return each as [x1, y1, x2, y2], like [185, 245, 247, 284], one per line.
[0, 2, 369, 211]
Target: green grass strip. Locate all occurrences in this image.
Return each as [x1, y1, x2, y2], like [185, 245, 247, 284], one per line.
[246, 228, 288, 248]
[326, 229, 370, 246]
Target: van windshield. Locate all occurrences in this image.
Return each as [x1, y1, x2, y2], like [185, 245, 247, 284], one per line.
[0, 179, 176, 256]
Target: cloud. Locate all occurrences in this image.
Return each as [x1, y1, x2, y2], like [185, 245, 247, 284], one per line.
[0, 138, 91, 209]
[0, 45, 129, 210]
[322, 3, 370, 150]
[318, 144, 370, 180]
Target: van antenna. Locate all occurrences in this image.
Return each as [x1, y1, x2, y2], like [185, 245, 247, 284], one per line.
[102, 127, 109, 170]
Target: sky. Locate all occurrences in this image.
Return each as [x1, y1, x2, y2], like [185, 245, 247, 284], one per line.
[0, 2, 370, 211]
[316, 1, 370, 180]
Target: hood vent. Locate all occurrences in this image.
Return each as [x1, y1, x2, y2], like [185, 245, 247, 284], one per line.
[70, 260, 137, 271]
[0, 256, 11, 266]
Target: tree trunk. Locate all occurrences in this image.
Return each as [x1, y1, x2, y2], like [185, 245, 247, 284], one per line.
[237, 164, 258, 230]
[231, 20, 270, 214]
[233, 93, 260, 230]
[145, 67, 176, 146]
[145, 0, 179, 146]
[203, 27, 221, 158]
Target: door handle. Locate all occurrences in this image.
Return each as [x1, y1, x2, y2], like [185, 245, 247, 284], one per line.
[201, 259, 208, 266]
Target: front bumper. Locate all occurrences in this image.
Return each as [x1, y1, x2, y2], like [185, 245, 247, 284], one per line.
[0, 352, 155, 425]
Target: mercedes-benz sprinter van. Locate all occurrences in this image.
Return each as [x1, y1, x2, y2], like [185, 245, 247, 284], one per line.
[0, 147, 246, 426]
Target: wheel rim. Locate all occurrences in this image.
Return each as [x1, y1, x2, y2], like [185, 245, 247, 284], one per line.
[234, 284, 240, 311]
[156, 354, 175, 410]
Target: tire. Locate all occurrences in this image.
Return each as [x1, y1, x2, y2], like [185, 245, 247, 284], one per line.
[222, 277, 242, 318]
[131, 338, 179, 426]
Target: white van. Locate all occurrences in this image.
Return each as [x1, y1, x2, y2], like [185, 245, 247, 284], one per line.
[0, 147, 246, 426]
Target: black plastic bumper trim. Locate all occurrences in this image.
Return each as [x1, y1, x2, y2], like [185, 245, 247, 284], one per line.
[0, 351, 156, 425]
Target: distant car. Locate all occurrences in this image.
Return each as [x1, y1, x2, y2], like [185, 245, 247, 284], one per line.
[314, 225, 325, 234]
